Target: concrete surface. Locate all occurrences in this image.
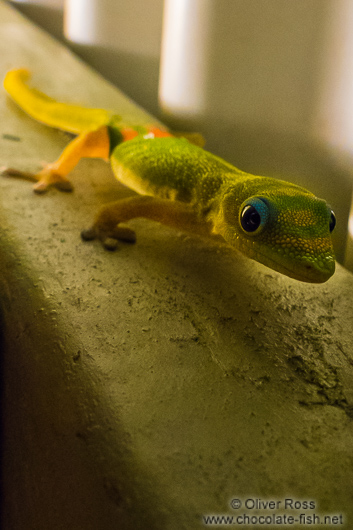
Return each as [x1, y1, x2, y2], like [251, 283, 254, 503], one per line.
[0, 2, 353, 529]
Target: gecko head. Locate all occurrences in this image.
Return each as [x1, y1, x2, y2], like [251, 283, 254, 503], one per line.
[216, 182, 336, 283]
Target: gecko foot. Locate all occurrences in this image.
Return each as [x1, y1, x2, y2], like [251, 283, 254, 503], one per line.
[33, 178, 73, 194]
[1, 166, 73, 193]
[81, 223, 136, 251]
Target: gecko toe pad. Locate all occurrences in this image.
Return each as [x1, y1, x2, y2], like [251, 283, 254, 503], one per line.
[81, 223, 136, 250]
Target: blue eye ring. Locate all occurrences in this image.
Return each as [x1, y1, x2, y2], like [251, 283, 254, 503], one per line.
[240, 197, 270, 235]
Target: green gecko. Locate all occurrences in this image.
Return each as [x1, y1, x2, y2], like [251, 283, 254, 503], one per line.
[3, 69, 336, 283]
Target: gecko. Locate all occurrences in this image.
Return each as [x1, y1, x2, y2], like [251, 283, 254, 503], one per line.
[3, 68, 336, 283]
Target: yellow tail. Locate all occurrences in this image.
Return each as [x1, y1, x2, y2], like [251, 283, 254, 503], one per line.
[4, 69, 115, 134]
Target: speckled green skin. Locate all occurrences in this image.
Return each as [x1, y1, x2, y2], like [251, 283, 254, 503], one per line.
[110, 135, 335, 283]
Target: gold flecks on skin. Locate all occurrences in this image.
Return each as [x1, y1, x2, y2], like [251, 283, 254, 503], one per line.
[277, 209, 319, 227]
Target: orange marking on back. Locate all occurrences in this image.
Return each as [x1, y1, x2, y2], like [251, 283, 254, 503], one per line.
[121, 128, 139, 141]
[147, 126, 173, 138]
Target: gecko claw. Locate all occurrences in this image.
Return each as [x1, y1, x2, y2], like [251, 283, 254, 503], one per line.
[103, 237, 119, 251]
[33, 181, 50, 193]
[81, 227, 97, 241]
[81, 227, 119, 250]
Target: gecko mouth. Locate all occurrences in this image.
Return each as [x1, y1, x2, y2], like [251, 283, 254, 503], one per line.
[252, 251, 335, 284]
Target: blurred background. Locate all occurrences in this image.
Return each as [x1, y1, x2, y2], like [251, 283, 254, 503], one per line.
[8, 0, 353, 270]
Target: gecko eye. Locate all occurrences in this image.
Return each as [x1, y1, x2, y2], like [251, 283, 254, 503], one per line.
[241, 205, 261, 232]
[329, 210, 336, 233]
[240, 197, 270, 234]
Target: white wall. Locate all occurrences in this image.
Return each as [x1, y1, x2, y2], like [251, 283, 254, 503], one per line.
[64, 0, 164, 116]
[10, 0, 65, 40]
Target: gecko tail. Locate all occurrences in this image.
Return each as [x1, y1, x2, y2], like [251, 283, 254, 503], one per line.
[4, 69, 115, 134]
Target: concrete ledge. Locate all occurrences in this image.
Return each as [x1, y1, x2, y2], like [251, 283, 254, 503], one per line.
[1, 3, 353, 529]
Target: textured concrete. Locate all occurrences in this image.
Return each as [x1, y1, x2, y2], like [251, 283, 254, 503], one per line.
[1, 3, 353, 529]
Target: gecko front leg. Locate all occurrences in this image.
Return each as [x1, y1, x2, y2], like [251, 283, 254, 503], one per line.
[2, 126, 110, 193]
[81, 195, 217, 250]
